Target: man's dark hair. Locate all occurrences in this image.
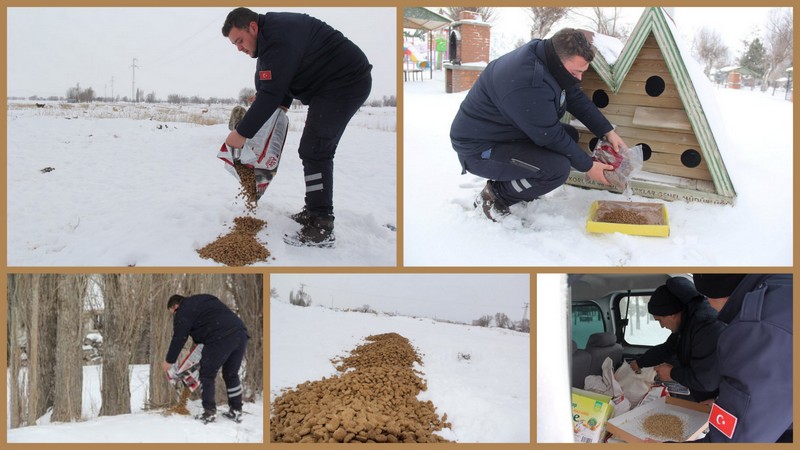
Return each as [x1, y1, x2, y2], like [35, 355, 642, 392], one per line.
[167, 294, 185, 310]
[222, 7, 259, 37]
[551, 28, 594, 63]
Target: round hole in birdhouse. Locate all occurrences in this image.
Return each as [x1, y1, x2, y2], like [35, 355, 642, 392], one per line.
[645, 76, 666, 97]
[681, 149, 702, 168]
[588, 137, 599, 152]
[637, 143, 652, 161]
[592, 90, 609, 108]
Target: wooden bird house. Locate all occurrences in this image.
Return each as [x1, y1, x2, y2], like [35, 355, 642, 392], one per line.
[565, 7, 736, 205]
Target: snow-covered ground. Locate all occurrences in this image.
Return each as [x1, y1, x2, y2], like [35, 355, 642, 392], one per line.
[6, 102, 396, 266]
[7, 364, 264, 443]
[270, 300, 530, 443]
[403, 72, 793, 266]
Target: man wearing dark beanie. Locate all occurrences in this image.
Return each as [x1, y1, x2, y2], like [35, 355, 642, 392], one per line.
[629, 277, 724, 402]
[449, 28, 627, 221]
[690, 274, 793, 443]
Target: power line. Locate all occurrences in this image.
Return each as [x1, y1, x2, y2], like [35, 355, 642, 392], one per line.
[130, 58, 139, 102]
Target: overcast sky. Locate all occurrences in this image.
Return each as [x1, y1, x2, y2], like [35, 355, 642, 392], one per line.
[487, 7, 783, 55]
[270, 274, 530, 324]
[7, 7, 396, 100]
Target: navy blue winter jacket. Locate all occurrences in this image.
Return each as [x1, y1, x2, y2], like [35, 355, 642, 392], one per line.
[236, 13, 372, 138]
[450, 39, 613, 172]
[634, 297, 723, 396]
[165, 294, 247, 364]
[699, 274, 793, 442]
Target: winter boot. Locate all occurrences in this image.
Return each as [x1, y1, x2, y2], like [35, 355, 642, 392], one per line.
[290, 207, 313, 227]
[283, 214, 335, 248]
[474, 180, 510, 222]
[195, 408, 217, 424]
[222, 408, 244, 423]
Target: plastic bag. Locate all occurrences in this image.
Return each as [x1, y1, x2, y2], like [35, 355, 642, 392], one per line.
[615, 361, 657, 407]
[217, 108, 289, 201]
[584, 357, 631, 416]
[592, 139, 643, 194]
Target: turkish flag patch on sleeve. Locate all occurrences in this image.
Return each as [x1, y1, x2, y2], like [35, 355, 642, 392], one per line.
[259, 70, 272, 81]
[709, 403, 738, 439]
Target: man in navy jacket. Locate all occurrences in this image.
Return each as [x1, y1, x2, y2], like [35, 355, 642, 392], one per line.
[450, 28, 625, 221]
[692, 274, 793, 442]
[630, 277, 723, 402]
[222, 8, 372, 247]
[163, 294, 249, 423]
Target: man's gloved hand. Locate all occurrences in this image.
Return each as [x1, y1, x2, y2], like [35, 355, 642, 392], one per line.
[666, 276, 704, 304]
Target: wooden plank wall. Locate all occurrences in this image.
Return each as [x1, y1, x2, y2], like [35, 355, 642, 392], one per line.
[578, 33, 713, 182]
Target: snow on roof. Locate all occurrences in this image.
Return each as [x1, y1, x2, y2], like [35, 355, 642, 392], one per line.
[592, 33, 624, 66]
[661, 8, 737, 196]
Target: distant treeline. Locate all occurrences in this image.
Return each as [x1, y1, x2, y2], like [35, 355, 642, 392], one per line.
[12, 88, 396, 107]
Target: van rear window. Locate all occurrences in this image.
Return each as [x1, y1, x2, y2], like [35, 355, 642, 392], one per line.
[571, 303, 604, 349]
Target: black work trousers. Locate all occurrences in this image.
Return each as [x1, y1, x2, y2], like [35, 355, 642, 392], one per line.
[298, 76, 372, 217]
[459, 123, 581, 206]
[199, 329, 248, 412]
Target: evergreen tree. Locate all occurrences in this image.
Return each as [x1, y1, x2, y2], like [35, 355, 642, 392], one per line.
[739, 38, 766, 76]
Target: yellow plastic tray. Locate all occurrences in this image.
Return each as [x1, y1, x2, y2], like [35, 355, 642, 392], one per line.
[586, 200, 670, 237]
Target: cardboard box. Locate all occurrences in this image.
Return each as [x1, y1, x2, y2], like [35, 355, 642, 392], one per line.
[586, 200, 670, 237]
[571, 388, 615, 443]
[606, 396, 711, 442]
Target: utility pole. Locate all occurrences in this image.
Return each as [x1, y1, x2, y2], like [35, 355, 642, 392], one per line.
[521, 302, 529, 321]
[130, 58, 139, 102]
[111, 76, 115, 102]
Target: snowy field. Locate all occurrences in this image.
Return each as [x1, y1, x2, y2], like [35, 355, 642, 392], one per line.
[403, 73, 793, 266]
[7, 364, 264, 443]
[6, 102, 396, 266]
[270, 300, 531, 443]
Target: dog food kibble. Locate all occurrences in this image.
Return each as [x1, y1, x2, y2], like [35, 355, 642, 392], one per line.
[270, 333, 451, 443]
[596, 209, 649, 225]
[197, 216, 269, 266]
[234, 162, 259, 212]
[642, 413, 686, 441]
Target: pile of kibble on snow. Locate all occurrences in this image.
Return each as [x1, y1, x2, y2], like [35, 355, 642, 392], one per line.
[270, 333, 452, 443]
[197, 163, 271, 266]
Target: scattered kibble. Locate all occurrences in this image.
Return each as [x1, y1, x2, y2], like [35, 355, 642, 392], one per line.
[270, 333, 451, 443]
[197, 216, 269, 266]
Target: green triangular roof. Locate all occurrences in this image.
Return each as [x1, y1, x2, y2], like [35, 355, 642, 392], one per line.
[585, 7, 736, 202]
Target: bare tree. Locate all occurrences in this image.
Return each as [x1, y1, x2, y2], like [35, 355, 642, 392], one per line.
[52, 275, 89, 422]
[472, 315, 492, 327]
[239, 87, 255, 105]
[231, 274, 263, 401]
[444, 7, 497, 23]
[147, 274, 182, 410]
[692, 27, 730, 78]
[8, 274, 26, 428]
[99, 275, 148, 416]
[761, 8, 793, 91]
[527, 7, 571, 39]
[495, 312, 511, 329]
[24, 275, 59, 425]
[574, 7, 630, 40]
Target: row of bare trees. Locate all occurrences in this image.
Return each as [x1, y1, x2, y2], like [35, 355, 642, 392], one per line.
[7, 274, 263, 429]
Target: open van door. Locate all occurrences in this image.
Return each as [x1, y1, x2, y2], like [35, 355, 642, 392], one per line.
[536, 274, 573, 442]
